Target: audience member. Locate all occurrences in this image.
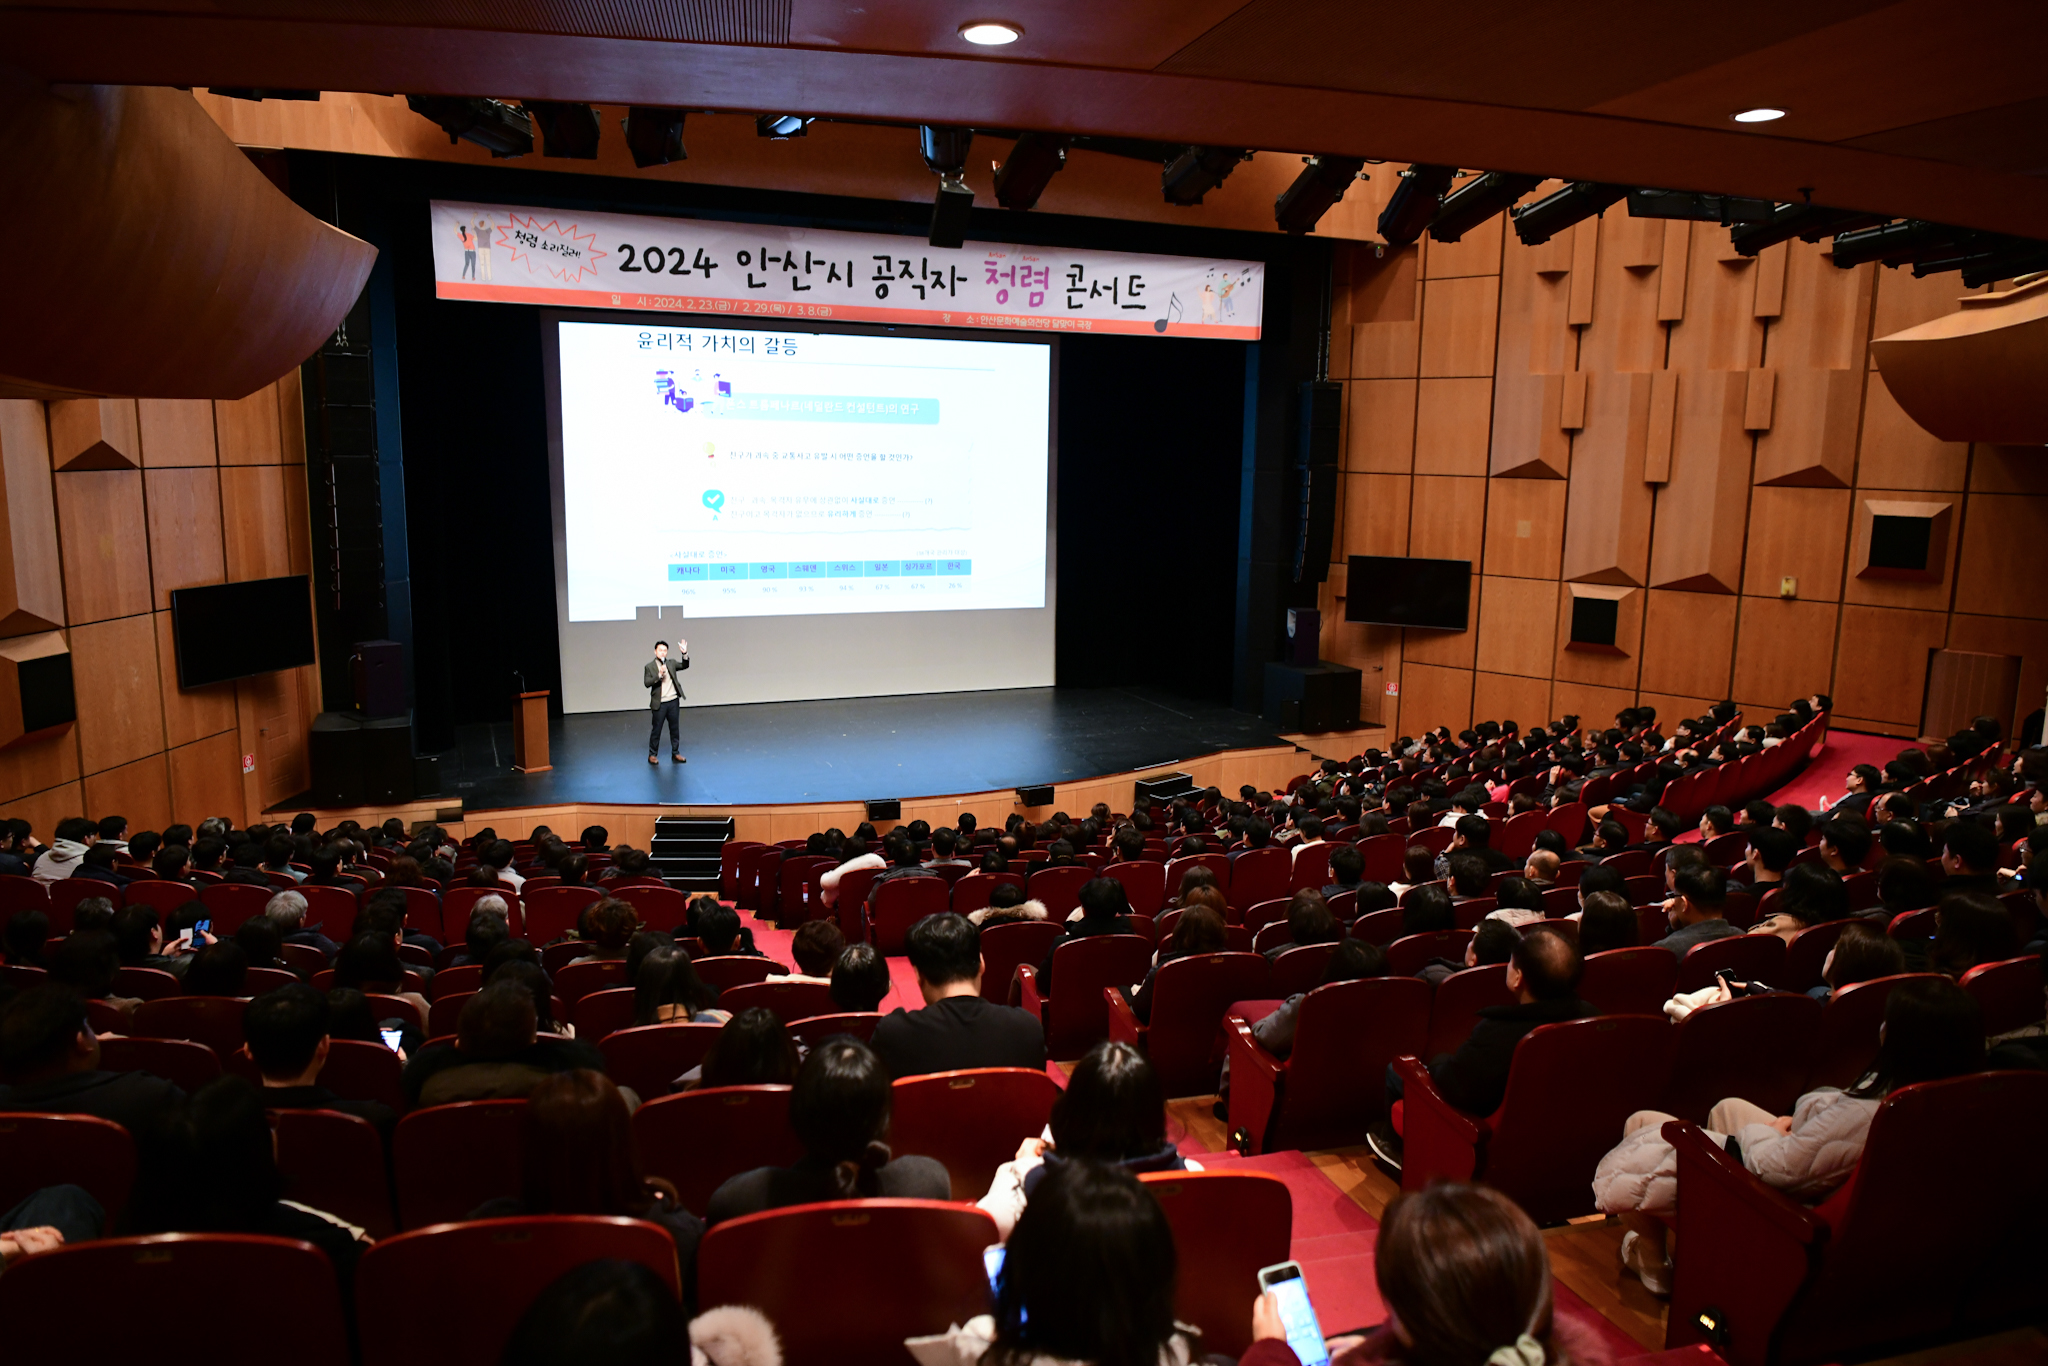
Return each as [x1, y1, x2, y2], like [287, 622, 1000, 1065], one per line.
[631, 946, 728, 1028]
[1034, 877, 1136, 992]
[1652, 864, 1738, 957]
[0, 985, 184, 1134]
[871, 913, 1045, 1079]
[829, 943, 892, 1014]
[788, 920, 846, 981]
[698, 1008, 801, 1089]
[242, 984, 397, 1139]
[403, 979, 609, 1107]
[501, 1261, 781, 1366]
[1576, 891, 1638, 956]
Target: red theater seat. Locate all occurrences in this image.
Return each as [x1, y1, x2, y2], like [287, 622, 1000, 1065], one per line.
[0, 1111, 135, 1225]
[98, 1034, 222, 1094]
[870, 876, 950, 954]
[1139, 1170, 1292, 1357]
[1579, 947, 1679, 1016]
[977, 919, 1062, 1003]
[717, 977, 839, 1022]
[1226, 976, 1429, 1154]
[598, 1021, 724, 1099]
[1661, 991, 1822, 1125]
[890, 1067, 1062, 1199]
[391, 1099, 527, 1230]
[272, 1107, 393, 1238]
[691, 955, 779, 991]
[1424, 963, 1516, 1059]
[1015, 933, 1152, 1059]
[1105, 951, 1269, 1096]
[786, 1011, 882, 1048]
[632, 1085, 800, 1216]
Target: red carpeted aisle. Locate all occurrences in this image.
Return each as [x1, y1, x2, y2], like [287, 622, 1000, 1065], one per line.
[1674, 727, 1919, 842]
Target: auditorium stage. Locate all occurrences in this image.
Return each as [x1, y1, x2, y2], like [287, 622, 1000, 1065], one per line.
[428, 685, 1289, 809]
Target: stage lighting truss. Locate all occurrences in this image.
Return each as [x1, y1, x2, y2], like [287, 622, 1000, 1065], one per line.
[405, 95, 533, 158]
[921, 125, 976, 248]
[1626, 188, 1776, 226]
[1728, 204, 1886, 257]
[1274, 155, 1369, 235]
[994, 131, 1070, 211]
[1427, 171, 1542, 243]
[1161, 145, 1250, 206]
[622, 107, 689, 168]
[1376, 164, 1458, 247]
[1509, 181, 1627, 245]
[525, 101, 602, 159]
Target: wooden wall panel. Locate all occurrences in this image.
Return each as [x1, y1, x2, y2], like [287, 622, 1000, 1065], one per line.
[1345, 381, 1417, 473]
[1343, 474, 1410, 558]
[1407, 476, 1486, 562]
[1970, 445, 2048, 497]
[1954, 496, 2048, 620]
[1552, 585, 1644, 689]
[12, 782, 84, 843]
[1649, 370, 1751, 593]
[1921, 650, 2022, 742]
[1472, 671, 1549, 730]
[144, 468, 224, 610]
[0, 726, 82, 808]
[83, 752, 173, 834]
[1550, 680, 1636, 728]
[1560, 372, 1655, 585]
[55, 470, 152, 625]
[1946, 614, 2048, 740]
[0, 401, 66, 637]
[1418, 277, 1500, 379]
[221, 465, 292, 582]
[214, 384, 283, 466]
[1832, 604, 1949, 725]
[1843, 491, 1962, 612]
[1741, 487, 1852, 601]
[1395, 663, 1473, 736]
[168, 730, 247, 827]
[1490, 219, 1576, 479]
[281, 464, 314, 578]
[1767, 244, 1873, 374]
[1665, 229, 1764, 372]
[238, 667, 310, 814]
[70, 612, 167, 776]
[1413, 378, 1493, 476]
[1421, 206, 1504, 280]
[48, 400, 140, 472]
[136, 399, 218, 468]
[153, 610, 238, 749]
[1857, 370, 1966, 492]
[1482, 477, 1565, 580]
[1346, 247, 1421, 380]
[1731, 598, 1839, 707]
[1475, 575, 1559, 678]
[1870, 267, 1978, 343]
[1754, 367, 1862, 488]
[1403, 609, 1476, 669]
[1638, 590, 1738, 699]
[1637, 692, 1719, 725]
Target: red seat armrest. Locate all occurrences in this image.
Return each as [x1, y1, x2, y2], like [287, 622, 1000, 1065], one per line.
[1392, 1054, 1486, 1190]
[1015, 964, 1043, 1017]
[1224, 1014, 1282, 1154]
[1104, 985, 1145, 1050]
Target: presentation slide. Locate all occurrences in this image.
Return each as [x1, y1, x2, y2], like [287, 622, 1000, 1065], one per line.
[557, 319, 1051, 623]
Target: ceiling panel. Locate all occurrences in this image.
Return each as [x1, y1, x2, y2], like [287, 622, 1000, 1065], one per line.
[789, 0, 1251, 69]
[1845, 96, 2048, 177]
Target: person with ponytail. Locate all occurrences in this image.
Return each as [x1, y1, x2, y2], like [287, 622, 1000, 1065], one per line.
[703, 1037, 948, 1225]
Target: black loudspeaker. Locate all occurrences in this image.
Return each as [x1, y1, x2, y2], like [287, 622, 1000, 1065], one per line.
[1015, 784, 1055, 807]
[413, 755, 441, 797]
[864, 798, 901, 822]
[309, 712, 415, 806]
[1262, 661, 1362, 733]
[351, 640, 405, 718]
[1293, 380, 1342, 584]
[1286, 607, 1321, 666]
[1134, 772, 1196, 809]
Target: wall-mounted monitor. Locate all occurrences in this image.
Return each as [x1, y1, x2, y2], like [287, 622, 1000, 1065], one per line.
[169, 576, 317, 689]
[1343, 556, 1471, 630]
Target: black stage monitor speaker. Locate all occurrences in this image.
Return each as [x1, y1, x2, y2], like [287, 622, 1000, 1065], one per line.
[1015, 784, 1055, 807]
[864, 798, 901, 822]
[1263, 661, 1362, 734]
[1134, 772, 1196, 809]
[309, 712, 415, 806]
[351, 640, 405, 719]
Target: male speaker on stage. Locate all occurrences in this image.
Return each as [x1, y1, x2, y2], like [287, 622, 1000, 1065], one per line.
[645, 639, 689, 764]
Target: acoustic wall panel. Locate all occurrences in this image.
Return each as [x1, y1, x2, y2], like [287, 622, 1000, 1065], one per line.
[1419, 276, 1500, 379]
[1489, 211, 1576, 479]
[0, 402, 66, 637]
[1345, 380, 1417, 472]
[1730, 598, 1839, 708]
[215, 385, 283, 466]
[56, 470, 151, 625]
[1649, 370, 1751, 593]
[152, 611, 238, 750]
[145, 467, 225, 610]
[68, 612, 166, 776]
[1472, 671, 1550, 731]
[1832, 604, 1949, 725]
[1740, 487, 1852, 601]
[47, 399, 140, 471]
[1482, 478, 1566, 580]
[82, 751, 173, 835]
[136, 399, 217, 468]
[1396, 662, 1473, 737]
[1637, 590, 1737, 699]
[1414, 378, 1493, 476]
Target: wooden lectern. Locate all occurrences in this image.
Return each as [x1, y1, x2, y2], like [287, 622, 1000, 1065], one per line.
[512, 690, 552, 773]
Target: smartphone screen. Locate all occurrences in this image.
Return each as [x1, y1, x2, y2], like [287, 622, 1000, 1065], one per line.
[379, 1027, 404, 1052]
[1259, 1261, 1329, 1366]
[193, 919, 211, 941]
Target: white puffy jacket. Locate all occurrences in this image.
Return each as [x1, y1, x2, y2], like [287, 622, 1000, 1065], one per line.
[1592, 1088, 1879, 1217]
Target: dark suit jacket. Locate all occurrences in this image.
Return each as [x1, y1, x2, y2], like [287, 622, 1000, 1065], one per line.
[644, 654, 689, 709]
[1428, 996, 1597, 1115]
[870, 995, 1046, 1079]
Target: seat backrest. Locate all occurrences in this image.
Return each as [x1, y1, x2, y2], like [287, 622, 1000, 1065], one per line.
[428, 991, 474, 1039]
[273, 1107, 393, 1238]
[1674, 930, 1786, 993]
[721, 841, 766, 901]
[751, 849, 785, 921]
[1386, 929, 1472, 977]
[1781, 918, 1851, 993]
[1350, 907, 1406, 947]
[778, 855, 838, 925]
[1409, 825, 1456, 857]
[1497, 809, 1546, 860]
[1163, 853, 1229, 894]
[785, 1012, 882, 1048]
[357, 1216, 681, 1366]
[443, 884, 524, 939]
[632, 1085, 800, 1215]
[569, 987, 638, 1044]
[1026, 864, 1096, 920]
[1288, 843, 1332, 893]
[111, 964, 182, 1001]
[0, 1110, 135, 1224]
[1961, 954, 2046, 1036]
[554, 957, 630, 1007]
[1242, 897, 1292, 934]
[392, 1099, 529, 1229]
[598, 1021, 725, 1100]
[121, 879, 197, 914]
[1269, 977, 1431, 1150]
[1424, 963, 1515, 1058]
[523, 885, 603, 942]
[316, 1038, 406, 1113]
[891, 1067, 1063, 1199]
[978, 919, 1064, 1003]
[296, 882, 360, 934]
[1780, 1072, 2048, 1364]
[1043, 934, 1154, 1058]
[950, 870, 1024, 915]
[696, 1200, 999, 1362]
[1226, 847, 1290, 911]
[717, 977, 840, 1022]
[1662, 991, 1822, 1124]
[613, 882, 688, 932]
[1138, 1171, 1293, 1357]
[1481, 1015, 1676, 1224]
[1547, 802, 1589, 846]
[429, 962, 484, 1001]
[1356, 834, 1406, 884]
[198, 882, 276, 934]
[1578, 947, 1679, 1016]
[0, 876, 49, 916]
[1099, 861, 1167, 918]
[1809, 972, 1946, 1090]
[46, 875, 118, 932]
[133, 995, 248, 1056]
[0, 1233, 349, 1366]
[869, 875, 951, 954]
[1269, 941, 1338, 997]
[98, 1034, 222, 1095]
[693, 955, 779, 991]
[1143, 951, 1272, 1095]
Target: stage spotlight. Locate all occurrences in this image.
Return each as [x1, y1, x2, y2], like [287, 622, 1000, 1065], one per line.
[1509, 181, 1626, 245]
[1828, 219, 1968, 269]
[1728, 203, 1885, 257]
[1427, 171, 1541, 243]
[1626, 188, 1776, 226]
[756, 113, 811, 139]
[994, 131, 1069, 210]
[1274, 155, 1368, 235]
[1955, 242, 2048, 288]
[405, 95, 532, 158]
[921, 125, 975, 248]
[208, 88, 319, 102]
[1161, 145, 1247, 206]
[525, 101, 601, 159]
[1376, 164, 1458, 247]
[622, 106, 688, 168]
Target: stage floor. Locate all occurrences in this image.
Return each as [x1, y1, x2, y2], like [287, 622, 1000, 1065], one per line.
[429, 685, 1286, 809]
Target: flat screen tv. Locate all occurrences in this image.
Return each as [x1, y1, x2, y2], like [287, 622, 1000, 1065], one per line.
[170, 576, 317, 688]
[1344, 556, 1471, 630]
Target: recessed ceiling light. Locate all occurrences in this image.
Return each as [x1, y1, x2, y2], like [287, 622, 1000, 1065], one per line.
[959, 20, 1022, 45]
[1732, 107, 1786, 123]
